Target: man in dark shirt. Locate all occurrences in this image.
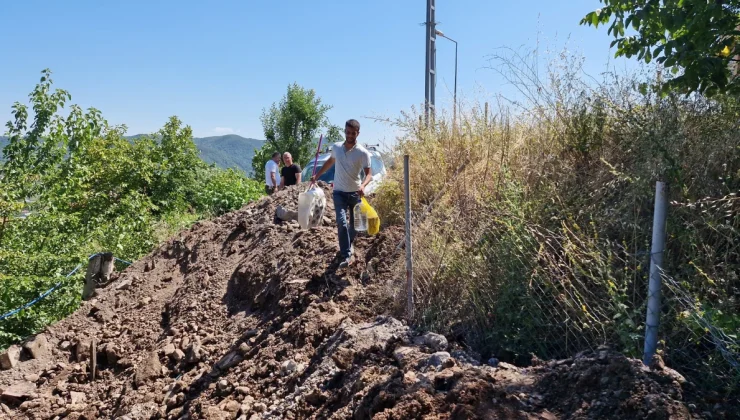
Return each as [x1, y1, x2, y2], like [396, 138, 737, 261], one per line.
[280, 152, 302, 188]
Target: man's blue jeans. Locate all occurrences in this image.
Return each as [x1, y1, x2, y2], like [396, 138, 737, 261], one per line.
[333, 190, 361, 259]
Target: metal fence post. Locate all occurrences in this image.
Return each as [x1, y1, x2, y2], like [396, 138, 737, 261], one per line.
[404, 155, 414, 319]
[643, 181, 668, 365]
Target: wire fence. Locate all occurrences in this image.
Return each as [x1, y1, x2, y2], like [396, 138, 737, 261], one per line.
[399, 167, 740, 395]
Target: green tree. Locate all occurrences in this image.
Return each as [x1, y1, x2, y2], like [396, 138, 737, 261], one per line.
[251, 83, 334, 181]
[1, 69, 264, 350]
[581, 0, 740, 96]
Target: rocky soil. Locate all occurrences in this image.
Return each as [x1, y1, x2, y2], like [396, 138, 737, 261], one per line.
[0, 184, 733, 419]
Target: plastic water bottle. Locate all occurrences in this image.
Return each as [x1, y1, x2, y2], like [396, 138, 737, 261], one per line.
[354, 203, 368, 232]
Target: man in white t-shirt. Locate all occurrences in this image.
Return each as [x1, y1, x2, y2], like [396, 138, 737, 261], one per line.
[311, 119, 372, 268]
[264, 152, 281, 195]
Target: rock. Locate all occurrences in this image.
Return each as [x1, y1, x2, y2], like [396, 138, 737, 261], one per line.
[236, 386, 250, 395]
[59, 341, 72, 351]
[138, 297, 152, 307]
[238, 342, 249, 355]
[224, 400, 241, 413]
[426, 351, 452, 368]
[241, 329, 259, 339]
[70, 391, 86, 405]
[0, 345, 21, 370]
[1, 381, 35, 403]
[487, 357, 499, 367]
[186, 343, 203, 364]
[281, 360, 297, 376]
[23, 333, 50, 360]
[115, 279, 132, 291]
[171, 349, 185, 362]
[217, 380, 229, 391]
[414, 332, 448, 352]
[103, 343, 120, 365]
[253, 402, 267, 413]
[216, 351, 243, 370]
[392, 346, 417, 367]
[163, 344, 176, 356]
[75, 339, 91, 362]
[23, 374, 40, 383]
[134, 351, 162, 386]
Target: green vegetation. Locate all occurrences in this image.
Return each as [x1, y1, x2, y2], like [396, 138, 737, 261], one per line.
[581, 0, 740, 96]
[376, 48, 740, 392]
[252, 83, 341, 181]
[0, 70, 264, 349]
[3, 135, 265, 176]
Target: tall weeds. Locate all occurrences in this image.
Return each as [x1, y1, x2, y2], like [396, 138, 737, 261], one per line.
[374, 47, 740, 394]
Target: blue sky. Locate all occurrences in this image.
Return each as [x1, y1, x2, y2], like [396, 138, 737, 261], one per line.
[0, 0, 639, 146]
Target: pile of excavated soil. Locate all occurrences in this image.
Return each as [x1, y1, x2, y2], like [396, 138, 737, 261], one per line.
[0, 184, 730, 419]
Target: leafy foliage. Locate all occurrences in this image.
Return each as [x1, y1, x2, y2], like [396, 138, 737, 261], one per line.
[251, 83, 338, 181]
[581, 0, 740, 96]
[0, 69, 264, 350]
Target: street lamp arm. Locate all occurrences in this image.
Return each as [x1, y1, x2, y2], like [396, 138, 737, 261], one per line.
[435, 30, 457, 45]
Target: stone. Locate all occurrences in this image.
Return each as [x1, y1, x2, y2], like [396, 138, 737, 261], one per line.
[487, 357, 500, 367]
[0, 345, 21, 370]
[186, 343, 203, 364]
[224, 400, 241, 413]
[134, 351, 162, 387]
[103, 343, 120, 365]
[23, 374, 39, 383]
[59, 341, 72, 351]
[75, 339, 91, 362]
[238, 343, 249, 355]
[426, 352, 452, 368]
[414, 332, 448, 352]
[241, 329, 259, 339]
[163, 344, 176, 356]
[392, 346, 417, 367]
[70, 391, 86, 405]
[115, 279, 132, 291]
[23, 334, 50, 360]
[236, 387, 250, 395]
[281, 360, 297, 376]
[217, 380, 229, 391]
[1, 381, 35, 403]
[216, 351, 243, 370]
[171, 349, 185, 362]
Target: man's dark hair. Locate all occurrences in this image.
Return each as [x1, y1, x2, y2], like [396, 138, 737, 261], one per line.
[271, 152, 280, 158]
[345, 119, 360, 131]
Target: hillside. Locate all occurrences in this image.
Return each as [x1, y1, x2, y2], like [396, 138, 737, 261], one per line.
[0, 135, 264, 176]
[0, 185, 716, 419]
[192, 135, 264, 176]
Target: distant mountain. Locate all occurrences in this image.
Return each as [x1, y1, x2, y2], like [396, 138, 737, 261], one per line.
[192, 135, 264, 176]
[0, 134, 265, 176]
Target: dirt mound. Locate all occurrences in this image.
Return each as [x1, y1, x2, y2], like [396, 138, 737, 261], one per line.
[0, 184, 724, 419]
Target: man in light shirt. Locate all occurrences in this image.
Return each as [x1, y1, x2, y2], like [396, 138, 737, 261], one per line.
[264, 152, 281, 195]
[311, 119, 372, 268]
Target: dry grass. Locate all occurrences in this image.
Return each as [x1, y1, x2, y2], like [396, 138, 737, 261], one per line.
[373, 47, 740, 394]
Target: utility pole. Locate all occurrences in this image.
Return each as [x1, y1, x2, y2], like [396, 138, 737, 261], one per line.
[424, 0, 436, 126]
